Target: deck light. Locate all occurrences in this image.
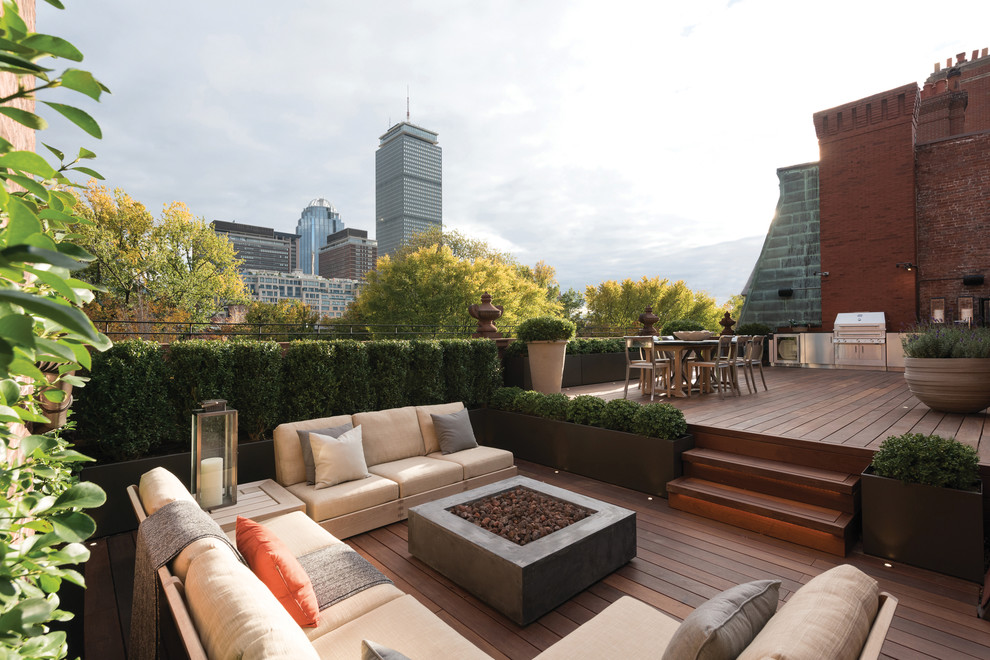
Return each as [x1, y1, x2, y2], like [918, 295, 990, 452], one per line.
[895, 262, 917, 271]
[191, 399, 238, 510]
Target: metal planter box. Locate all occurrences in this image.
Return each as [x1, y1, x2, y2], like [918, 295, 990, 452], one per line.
[861, 467, 984, 582]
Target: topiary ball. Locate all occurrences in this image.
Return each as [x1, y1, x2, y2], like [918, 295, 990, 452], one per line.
[567, 395, 607, 427]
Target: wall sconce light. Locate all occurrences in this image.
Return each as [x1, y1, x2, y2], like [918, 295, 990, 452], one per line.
[814, 272, 830, 277]
[191, 399, 238, 510]
[963, 274, 984, 286]
[778, 288, 794, 298]
[895, 262, 917, 271]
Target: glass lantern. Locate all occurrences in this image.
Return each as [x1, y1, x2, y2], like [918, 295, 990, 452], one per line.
[191, 399, 238, 510]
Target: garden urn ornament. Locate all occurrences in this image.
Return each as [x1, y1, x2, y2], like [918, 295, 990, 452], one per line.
[638, 306, 659, 336]
[719, 312, 736, 336]
[469, 292, 504, 338]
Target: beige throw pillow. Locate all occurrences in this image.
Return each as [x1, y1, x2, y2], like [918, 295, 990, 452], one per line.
[298, 422, 354, 484]
[312, 425, 371, 489]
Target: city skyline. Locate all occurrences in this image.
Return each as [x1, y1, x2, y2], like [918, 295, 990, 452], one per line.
[37, 1, 990, 303]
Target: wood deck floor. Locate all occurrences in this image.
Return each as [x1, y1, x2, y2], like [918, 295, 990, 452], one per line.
[81, 460, 990, 660]
[564, 366, 990, 465]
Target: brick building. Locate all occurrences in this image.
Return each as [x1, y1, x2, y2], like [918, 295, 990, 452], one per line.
[318, 228, 377, 281]
[742, 47, 990, 332]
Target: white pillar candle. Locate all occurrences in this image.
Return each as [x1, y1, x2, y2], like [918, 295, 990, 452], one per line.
[200, 457, 224, 508]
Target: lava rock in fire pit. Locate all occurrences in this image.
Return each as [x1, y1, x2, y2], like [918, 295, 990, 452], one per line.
[448, 487, 592, 545]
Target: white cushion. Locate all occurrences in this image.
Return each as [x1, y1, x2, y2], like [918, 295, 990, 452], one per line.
[313, 426, 371, 489]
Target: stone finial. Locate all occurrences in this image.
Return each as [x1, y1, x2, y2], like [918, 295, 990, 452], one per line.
[719, 312, 736, 336]
[638, 306, 659, 336]
[469, 292, 503, 338]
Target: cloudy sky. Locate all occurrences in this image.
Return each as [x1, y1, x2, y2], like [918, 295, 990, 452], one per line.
[37, 1, 989, 303]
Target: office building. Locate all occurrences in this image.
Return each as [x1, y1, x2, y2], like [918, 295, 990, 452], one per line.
[318, 228, 378, 281]
[375, 122, 442, 257]
[212, 220, 298, 273]
[296, 198, 344, 274]
[240, 270, 360, 319]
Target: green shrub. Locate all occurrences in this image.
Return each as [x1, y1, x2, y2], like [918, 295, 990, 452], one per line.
[281, 341, 338, 421]
[567, 337, 624, 354]
[225, 341, 282, 443]
[632, 402, 688, 439]
[537, 393, 570, 421]
[567, 395, 606, 427]
[490, 386, 524, 410]
[440, 339, 475, 405]
[167, 340, 233, 440]
[871, 433, 980, 489]
[331, 340, 373, 413]
[601, 398, 641, 433]
[513, 390, 546, 416]
[74, 340, 175, 461]
[503, 340, 527, 357]
[902, 324, 990, 358]
[470, 339, 502, 406]
[661, 319, 706, 336]
[736, 322, 773, 336]
[515, 316, 576, 342]
[367, 340, 412, 410]
[407, 340, 445, 405]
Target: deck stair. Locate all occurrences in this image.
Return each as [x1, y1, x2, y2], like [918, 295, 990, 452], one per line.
[667, 446, 861, 556]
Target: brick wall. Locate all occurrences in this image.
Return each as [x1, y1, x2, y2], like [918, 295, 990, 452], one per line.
[813, 84, 920, 331]
[0, 0, 36, 153]
[916, 131, 990, 322]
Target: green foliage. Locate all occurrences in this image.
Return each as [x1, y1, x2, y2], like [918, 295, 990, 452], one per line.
[558, 287, 585, 324]
[0, 3, 112, 654]
[489, 387, 524, 411]
[632, 403, 688, 439]
[367, 340, 411, 410]
[224, 342, 281, 442]
[165, 340, 231, 441]
[512, 390, 545, 416]
[871, 433, 980, 490]
[470, 339, 502, 407]
[567, 337, 624, 354]
[406, 340, 445, 406]
[661, 319, 705, 336]
[515, 316, 576, 342]
[537, 393, 570, 421]
[901, 324, 990, 358]
[440, 339, 475, 405]
[601, 398, 641, 433]
[328, 340, 373, 414]
[279, 341, 337, 422]
[584, 277, 721, 331]
[74, 340, 174, 461]
[567, 395, 606, 427]
[244, 300, 322, 341]
[736, 322, 773, 336]
[502, 340, 527, 358]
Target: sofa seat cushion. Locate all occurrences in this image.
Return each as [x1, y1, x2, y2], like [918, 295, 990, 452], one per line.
[533, 596, 681, 659]
[416, 402, 465, 454]
[310, 594, 490, 660]
[428, 446, 514, 479]
[353, 406, 426, 466]
[738, 564, 879, 660]
[257, 511, 343, 556]
[275, 415, 354, 487]
[185, 546, 319, 659]
[368, 457, 463, 497]
[288, 476, 400, 522]
[304, 583, 405, 641]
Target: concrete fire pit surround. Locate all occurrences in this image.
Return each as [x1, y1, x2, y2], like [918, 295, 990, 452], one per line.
[407, 475, 636, 625]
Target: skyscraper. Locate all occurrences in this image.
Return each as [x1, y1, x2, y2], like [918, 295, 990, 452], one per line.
[318, 228, 377, 281]
[375, 122, 442, 257]
[211, 220, 298, 273]
[296, 198, 344, 274]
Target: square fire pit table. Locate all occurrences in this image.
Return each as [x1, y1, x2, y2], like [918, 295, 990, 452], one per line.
[408, 475, 636, 625]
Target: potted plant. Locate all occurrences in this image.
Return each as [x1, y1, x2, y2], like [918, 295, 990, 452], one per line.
[514, 316, 576, 394]
[902, 324, 990, 413]
[861, 433, 984, 582]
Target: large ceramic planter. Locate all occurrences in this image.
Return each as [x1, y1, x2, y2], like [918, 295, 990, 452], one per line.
[903, 357, 990, 413]
[477, 408, 694, 497]
[527, 340, 568, 394]
[861, 467, 984, 582]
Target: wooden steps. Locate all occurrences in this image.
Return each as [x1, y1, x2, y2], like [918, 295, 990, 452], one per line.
[667, 445, 862, 556]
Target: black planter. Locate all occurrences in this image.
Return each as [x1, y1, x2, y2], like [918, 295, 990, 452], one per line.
[476, 408, 693, 497]
[502, 353, 626, 389]
[80, 439, 275, 538]
[861, 467, 984, 582]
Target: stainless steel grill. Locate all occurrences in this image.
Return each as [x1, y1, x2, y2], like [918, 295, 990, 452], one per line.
[833, 312, 886, 368]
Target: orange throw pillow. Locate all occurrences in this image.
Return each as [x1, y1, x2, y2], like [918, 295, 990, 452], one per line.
[235, 516, 320, 627]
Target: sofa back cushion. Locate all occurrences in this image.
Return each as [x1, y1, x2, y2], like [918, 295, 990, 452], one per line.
[738, 564, 879, 660]
[185, 546, 319, 659]
[139, 466, 197, 515]
[352, 406, 425, 466]
[416, 402, 465, 454]
[273, 415, 354, 486]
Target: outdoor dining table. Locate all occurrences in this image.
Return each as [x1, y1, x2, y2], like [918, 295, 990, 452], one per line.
[650, 338, 720, 397]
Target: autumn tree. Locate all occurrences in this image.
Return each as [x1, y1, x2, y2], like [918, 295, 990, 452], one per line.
[584, 277, 722, 331]
[244, 300, 322, 341]
[74, 184, 246, 322]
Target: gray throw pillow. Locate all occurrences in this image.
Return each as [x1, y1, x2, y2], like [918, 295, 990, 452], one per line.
[361, 639, 412, 660]
[431, 408, 478, 454]
[661, 579, 780, 660]
[297, 422, 353, 484]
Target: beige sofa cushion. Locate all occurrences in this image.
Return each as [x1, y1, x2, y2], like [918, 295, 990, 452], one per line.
[310, 594, 490, 660]
[416, 402, 465, 454]
[353, 406, 425, 466]
[368, 457, 463, 497]
[428, 446, 514, 479]
[534, 596, 682, 659]
[185, 546, 318, 659]
[274, 415, 354, 487]
[738, 564, 879, 660]
[313, 426, 372, 489]
[138, 466, 196, 515]
[304, 583, 405, 642]
[288, 475, 399, 522]
[257, 511, 343, 556]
